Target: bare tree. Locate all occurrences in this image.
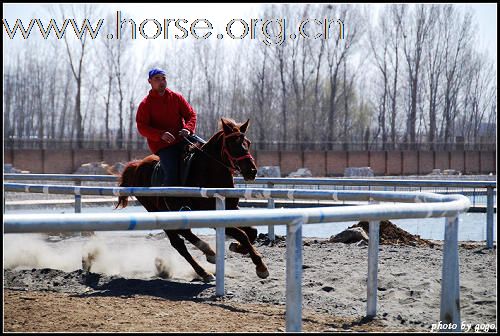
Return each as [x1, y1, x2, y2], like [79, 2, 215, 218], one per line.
[323, 4, 362, 148]
[399, 4, 433, 148]
[423, 5, 444, 149]
[250, 38, 274, 148]
[369, 11, 391, 149]
[307, 26, 326, 145]
[387, 5, 404, 148]
[98, 25, 115, 144]
[195, 40, 224, 134]
[439, 5, 473, 145]
[3, 3, 496, 153]
[463, 53, 496, 144]
[58, 4, 96, 148]
[271, 37, 289, 146]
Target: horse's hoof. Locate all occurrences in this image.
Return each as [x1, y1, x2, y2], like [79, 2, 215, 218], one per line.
[202, 273, 215, 283]
[256, 268, 269, 279]
[206, 254, 216, 264]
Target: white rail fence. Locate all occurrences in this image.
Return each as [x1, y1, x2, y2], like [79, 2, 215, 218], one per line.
[4, 182, 471, 332]
[4, 174, 496, 248]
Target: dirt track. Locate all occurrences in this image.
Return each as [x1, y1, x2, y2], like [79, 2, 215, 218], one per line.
[3, 232, 497, 333]
[4, 289, 400, 332]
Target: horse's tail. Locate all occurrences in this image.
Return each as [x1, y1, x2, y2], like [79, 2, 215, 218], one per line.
[114, 161, 141, 209]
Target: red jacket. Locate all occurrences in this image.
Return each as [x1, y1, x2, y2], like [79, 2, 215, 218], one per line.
[136, 88, 197, 154]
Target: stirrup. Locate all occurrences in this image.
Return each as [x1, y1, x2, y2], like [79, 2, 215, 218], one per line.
[179, 206, 192, 211]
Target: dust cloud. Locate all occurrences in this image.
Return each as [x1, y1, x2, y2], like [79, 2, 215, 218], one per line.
[3, 233, 214, 281]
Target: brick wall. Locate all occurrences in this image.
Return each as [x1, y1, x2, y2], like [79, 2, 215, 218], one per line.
[4, 149, 496, 176]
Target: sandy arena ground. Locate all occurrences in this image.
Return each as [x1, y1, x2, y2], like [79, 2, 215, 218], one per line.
[3, 230, 497, 333]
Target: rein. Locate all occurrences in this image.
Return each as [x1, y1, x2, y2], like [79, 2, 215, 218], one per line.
[183, 132, 254, 174]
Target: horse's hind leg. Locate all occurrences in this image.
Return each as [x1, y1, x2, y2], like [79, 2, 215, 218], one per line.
[179, 230, 216, 264]
[226, 227, 269, 279]
[242, 226, 258, 243]
[229, 226, 258, 254]
[165, 231, 215, 283]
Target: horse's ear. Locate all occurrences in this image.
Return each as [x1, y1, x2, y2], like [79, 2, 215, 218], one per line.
[240, 119, 250, 133]
[221, 118, 232, 135]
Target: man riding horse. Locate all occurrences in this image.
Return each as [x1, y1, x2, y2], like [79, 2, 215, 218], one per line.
[120, 68, 268, 281]
[136, 67, 195, 188]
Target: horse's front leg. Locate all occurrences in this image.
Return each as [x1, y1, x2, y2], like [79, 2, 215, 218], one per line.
[164, 230, 215, 283]
[179, 229, 216, 264]
[226, 227, 269, 279]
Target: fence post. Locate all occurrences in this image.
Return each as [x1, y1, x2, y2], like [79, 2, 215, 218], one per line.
[367, 219, 380, 318]
[440, 216, 461, 330]
[286, 216, 303, 332]
[75, 180, 82, 213]
[215, 196, 226, 297]
[486, 187, 494, 249]
[267, 182, 275, 241]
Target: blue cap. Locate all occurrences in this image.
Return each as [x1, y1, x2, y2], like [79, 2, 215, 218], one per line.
[148, 68, 166, 79]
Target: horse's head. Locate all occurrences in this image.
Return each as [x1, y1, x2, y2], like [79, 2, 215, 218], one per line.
[220, 118, 257, 181]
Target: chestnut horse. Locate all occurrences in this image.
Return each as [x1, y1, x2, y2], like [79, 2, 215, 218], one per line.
[115, 118, 269, 282]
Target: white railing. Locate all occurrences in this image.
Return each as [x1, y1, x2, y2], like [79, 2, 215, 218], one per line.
[4, 174, 496, 248]
[4, 182, 470, 332]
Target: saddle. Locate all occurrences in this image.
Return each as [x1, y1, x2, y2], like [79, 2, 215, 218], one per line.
[151, 136, 205, 187]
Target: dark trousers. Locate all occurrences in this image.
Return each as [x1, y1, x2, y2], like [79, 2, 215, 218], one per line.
[157, 142, 184, 186]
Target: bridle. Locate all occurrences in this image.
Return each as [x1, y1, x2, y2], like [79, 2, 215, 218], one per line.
[221, 131, 255, 173]
[183, 131, 255, 174]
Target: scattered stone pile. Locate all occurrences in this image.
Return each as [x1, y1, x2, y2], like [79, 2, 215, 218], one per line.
[344, 167, 374, 177]
[257, 166, 281, 177]
[4, 163, 30, 174]
[256, 233, 286, 247]
[329, 227, 369, 244]
[330, 220, 435, 247]
[428, 169, 461, 176]
[288, 168, 312, 178]
[74, 162, 111, 175]
[74, 161, 127, 175]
